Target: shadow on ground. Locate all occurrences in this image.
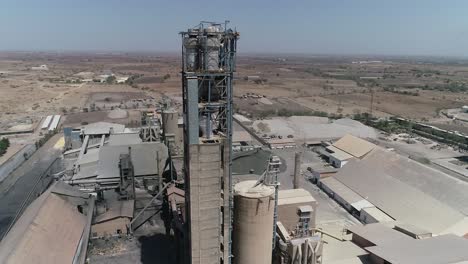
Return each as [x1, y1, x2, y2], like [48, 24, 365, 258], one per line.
[139, 233, 177, 264]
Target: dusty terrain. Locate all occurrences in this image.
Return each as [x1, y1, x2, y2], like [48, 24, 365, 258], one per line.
[1, 52, 468, 133]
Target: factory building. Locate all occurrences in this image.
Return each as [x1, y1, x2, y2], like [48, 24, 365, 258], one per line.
[334, 148, 466, 235]
[274, 188, 323, 264]
[0, 182, 94, 264]
[91, 199, 134, 238]
[346, 223, 468, 264]
[40, 115, 53, 130]
[359, 207, 394, 224]
[320, 134, 376, 168]
[277, 188, 318, 231]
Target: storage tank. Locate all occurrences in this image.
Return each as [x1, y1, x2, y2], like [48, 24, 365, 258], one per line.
[162, 109, 178, 137]
[184, 29, 199, 71]
[202, 27, 221, 71]
[233, 180, 275, 264]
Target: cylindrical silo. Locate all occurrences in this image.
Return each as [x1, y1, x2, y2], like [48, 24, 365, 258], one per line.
[162, 109, 178, 136]
[233, 180, 275, 264]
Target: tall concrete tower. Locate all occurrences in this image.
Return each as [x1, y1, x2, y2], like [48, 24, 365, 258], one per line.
[181, 22, 239, 264]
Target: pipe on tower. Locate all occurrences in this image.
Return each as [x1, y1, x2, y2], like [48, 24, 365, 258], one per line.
[293, 152, 302, 189]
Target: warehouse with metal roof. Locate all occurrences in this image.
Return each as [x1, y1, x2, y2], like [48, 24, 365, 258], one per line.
[0, 182, 94, 264]
[332, 134, 376, 158]
[366, 234, 468, 264]
[335, 148, 465, 234]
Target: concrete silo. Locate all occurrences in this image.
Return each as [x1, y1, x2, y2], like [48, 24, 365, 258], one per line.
[233, 180, 275, 264]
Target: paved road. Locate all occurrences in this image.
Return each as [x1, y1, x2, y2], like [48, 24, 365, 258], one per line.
[0, 134, 63, 239]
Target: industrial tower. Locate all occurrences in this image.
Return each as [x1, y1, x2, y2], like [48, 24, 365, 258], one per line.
[181, 22, 239, 264]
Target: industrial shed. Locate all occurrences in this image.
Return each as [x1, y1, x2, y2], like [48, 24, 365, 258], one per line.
[325, 145, 354, 168]
[305, 164, 338, 182]
[346, 223, 413, 248]
[332, 134, 376, 158]
[80, 121, 125, 136]
[359, 207, 394, 224]
[277, 188, 317, 231]
[92, 199, 134, 238]
[0, 182, 94, 264]
[98, 142, 168, 180]
[319, 177, 372, 214]
[335, 148, 465, 234]
[366, 234, 468, 264]
[393, 223, 432, 239]
[107, 133, 142, 146]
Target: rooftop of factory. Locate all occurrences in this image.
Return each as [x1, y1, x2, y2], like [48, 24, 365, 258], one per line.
[334, 148, 466, 234]
[98, 142, 167, 180]
[332, 134, 376, 158]
[326, 145, 354, 161]
[322, 239, 370, 264]
[79, 121, 125, 135]
[319, 177, 367, 205]
[366, 233, 468, 264]
[107, 133, 142, 146]
[0, 182, 94, 264]
[347, 222, 414, 246]
[93, 199, 134, 224]
[277, 188, 317, 206]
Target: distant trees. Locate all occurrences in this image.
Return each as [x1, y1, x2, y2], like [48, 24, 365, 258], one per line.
[106, 75, 116, 84]
[0, 138, 10, 157]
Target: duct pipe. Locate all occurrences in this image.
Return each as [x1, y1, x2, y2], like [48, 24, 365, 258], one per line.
[293, 152, 302, 189]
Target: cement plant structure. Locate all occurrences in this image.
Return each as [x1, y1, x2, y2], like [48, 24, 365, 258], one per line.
[181, 21, 239, 264]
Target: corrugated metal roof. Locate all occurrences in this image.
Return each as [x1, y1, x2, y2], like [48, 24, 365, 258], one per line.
[0, 182, 93, 264]
[97, 142, 168, 179]
[278, 188, 317, 205]
[322, 239, 368, 263]
[361, 207, 394, 222]
[394, 223, 431, 237]
[108, 133, 142, 146]
[320, 177, 364, 205]
[73, 163, 98, 180]
[76, 148, 100, 166]
[94, 200, 134, 223]
[335, 148, 465, 234]
[350, 200, 374, 212]
[326, 146, 354, 161]
[332, 134, 376, 158]
[366, 234, 468, 264]
[347, 223, 413, 246]
[80, 122, 125, 135]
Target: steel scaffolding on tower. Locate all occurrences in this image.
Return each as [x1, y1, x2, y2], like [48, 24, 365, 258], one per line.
[181, 21, 239, 264]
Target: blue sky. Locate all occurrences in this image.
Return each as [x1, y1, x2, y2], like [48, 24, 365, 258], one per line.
[0, 0, 467, 56]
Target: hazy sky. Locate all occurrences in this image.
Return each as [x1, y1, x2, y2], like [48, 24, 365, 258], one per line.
[1, 0, 468, 56]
